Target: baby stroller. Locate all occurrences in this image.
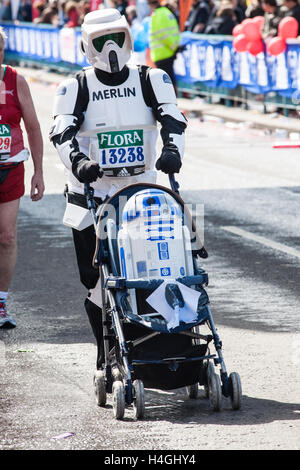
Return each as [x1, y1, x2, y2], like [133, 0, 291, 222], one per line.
[85, 175, 242, 420]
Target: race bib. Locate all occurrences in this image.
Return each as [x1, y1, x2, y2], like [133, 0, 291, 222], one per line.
[97, 129, 145, 177]
[0, 124, 12, 161]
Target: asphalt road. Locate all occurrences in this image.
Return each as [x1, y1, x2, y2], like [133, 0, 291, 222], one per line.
[0, 76, 299, 452]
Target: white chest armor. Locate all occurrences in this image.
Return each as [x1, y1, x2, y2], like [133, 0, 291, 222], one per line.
[79, 65, 158, 179]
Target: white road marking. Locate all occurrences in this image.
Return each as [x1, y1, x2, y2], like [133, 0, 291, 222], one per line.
[222, 226, 300, 259]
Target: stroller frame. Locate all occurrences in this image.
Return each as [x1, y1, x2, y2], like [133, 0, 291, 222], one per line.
[85, 176, 242, 419]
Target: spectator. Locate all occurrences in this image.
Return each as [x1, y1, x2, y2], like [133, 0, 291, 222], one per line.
[33, 0, 47, 21]
[232, 0, 246, 23]
[135, 0, 150, 21]
[78, 0, 90, 25]
[184, 0, 212, 33]
[34, 5, 59, 25]
[126, 4, 138, 25]
[64, 0, 80, 27]
[261, 0, 285, 39]
[163, 0, 180, 24]
[245, 0, 264, 18]
[17, 0, 32, 22]
[49, 0, 59, 12]
[57, 0, 68, 26]
[204, 0, 237, 34]
[281, 0, 300, 34]
[127, 3, 148, 63]
[0, 0, 12, 21]
[113, 0, 128, 17]
[148, 0, 180, 89]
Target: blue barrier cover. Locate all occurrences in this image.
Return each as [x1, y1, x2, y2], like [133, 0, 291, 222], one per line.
[1, 22, 89, 67]
[175, 33, 239, 89]
[175, 31, 300, 98]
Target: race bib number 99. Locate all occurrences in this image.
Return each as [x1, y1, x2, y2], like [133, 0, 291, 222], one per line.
[97, 129, 145, 177]
[0, 124, 12, 161]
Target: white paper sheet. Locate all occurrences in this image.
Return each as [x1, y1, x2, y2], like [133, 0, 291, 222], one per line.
[146, 281, 201, 330]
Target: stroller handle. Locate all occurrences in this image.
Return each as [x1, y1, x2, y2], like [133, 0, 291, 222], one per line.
[84, 183, 98, 230]
[169, 174, 180, 194]
[84, 175, 180, 203]
[84, 182, 95, 207]
[84, 175, 179, 194]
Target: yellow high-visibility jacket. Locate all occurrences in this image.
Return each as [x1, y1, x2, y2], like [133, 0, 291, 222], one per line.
[149, 6, 180, 62]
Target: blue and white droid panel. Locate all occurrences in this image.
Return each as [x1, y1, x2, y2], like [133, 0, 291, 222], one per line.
[118, 189, 194, 284]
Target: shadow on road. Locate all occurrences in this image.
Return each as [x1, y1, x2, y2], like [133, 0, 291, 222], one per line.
[141, 389, 300, 426]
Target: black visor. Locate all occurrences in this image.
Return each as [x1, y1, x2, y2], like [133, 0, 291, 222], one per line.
[92, 32, 126, 53]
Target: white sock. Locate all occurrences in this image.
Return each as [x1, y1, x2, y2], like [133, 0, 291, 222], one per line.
[0, 292, 8, 301]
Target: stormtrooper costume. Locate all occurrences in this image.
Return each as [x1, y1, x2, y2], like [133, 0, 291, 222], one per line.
[50, 8, 187, 369]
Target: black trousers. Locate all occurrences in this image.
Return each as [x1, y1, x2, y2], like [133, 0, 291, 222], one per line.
[72, 225, 99, 290]
[72, 225, 104, 369]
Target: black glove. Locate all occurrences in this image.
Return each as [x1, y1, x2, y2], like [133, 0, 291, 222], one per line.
[72, 154, 103, 183]
[156, 147, 182, 174]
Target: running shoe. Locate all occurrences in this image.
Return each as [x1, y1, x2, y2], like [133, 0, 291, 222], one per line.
[0, 301, 16, 328]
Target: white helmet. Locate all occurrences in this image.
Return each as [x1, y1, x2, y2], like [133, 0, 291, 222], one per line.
[81, 8, 133, 73]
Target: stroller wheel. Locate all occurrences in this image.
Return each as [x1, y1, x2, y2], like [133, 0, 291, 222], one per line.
[208, 373, 222, 411]
[133, 380, 145, 419]
[112, 367, 122, 382]
[112, 380, 125, 420]
[186, 383, 199, 399]
[204, 361, 215, 398]
[94, 370, 106, 407]
[229, 372, 242, 410]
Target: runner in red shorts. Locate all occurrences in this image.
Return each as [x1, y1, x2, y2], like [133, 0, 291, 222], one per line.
[0, 27, 45, 328]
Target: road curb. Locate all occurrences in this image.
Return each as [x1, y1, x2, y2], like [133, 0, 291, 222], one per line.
[177, 97, 300, 134]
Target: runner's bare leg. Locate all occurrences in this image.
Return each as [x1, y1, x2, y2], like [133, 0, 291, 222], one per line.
[0, 199, 20, 291]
